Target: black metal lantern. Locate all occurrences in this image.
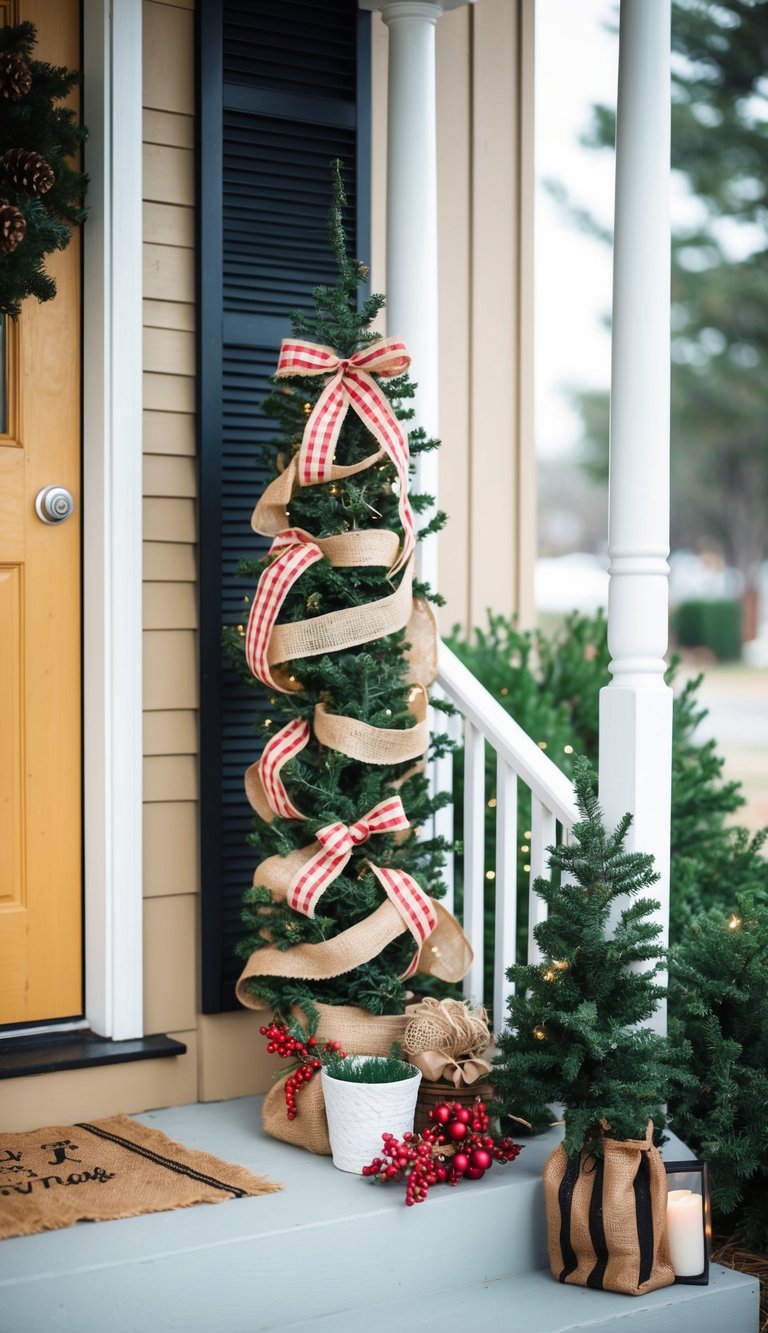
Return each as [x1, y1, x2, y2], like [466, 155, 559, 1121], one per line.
[664, 1160, 711, 1285]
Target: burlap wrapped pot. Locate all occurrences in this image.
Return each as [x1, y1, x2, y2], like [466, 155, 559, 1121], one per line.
[261, 1004, 409, 1155]
[543, 1121, 675, 1296]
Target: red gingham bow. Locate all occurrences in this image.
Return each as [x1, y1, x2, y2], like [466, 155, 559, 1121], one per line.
[287, 795, 438, 978]
[275, 337, 415, 574]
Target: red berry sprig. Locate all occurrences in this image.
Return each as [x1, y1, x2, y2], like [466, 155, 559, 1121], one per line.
[260, 1022, 347, 1120]
[361, 1099, 522, 1205]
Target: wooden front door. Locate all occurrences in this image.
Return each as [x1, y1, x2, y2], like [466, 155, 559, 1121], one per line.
[0, 0, 82, 1026]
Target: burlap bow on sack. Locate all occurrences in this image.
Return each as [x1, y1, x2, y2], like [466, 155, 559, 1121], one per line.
[543, 1121, 675, 1296]
[403, 997, 493, 1088]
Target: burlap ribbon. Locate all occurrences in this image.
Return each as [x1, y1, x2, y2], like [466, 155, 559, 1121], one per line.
[235, 842, 472, 1007]
[245, 686, 429, 824]
[252, 453, 386, 543]
[269, 559, 414, 682]
[403, 997, 493, 1088]
[275, 337, 415, 574]
[407, 1050, 493, 1088]
[244, 526, 414, 693]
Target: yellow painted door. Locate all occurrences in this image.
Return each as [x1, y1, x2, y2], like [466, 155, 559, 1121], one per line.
[0, 0, 82, 1026]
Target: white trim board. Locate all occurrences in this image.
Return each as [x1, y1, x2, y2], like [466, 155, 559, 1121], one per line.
[82, 0, 144, 1039]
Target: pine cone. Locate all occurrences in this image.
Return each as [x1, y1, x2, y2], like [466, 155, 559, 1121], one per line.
[0, 51, 32, 101]
[1, 148, 55, 196]
[0, 202, 27, 253]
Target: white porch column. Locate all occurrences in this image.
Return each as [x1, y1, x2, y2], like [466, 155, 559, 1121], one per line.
[379, 0, 442, 590]
[599, 0, 672, 1033]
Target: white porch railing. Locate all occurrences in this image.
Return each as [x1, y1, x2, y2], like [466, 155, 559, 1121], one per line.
[429, 642, 579, 1033]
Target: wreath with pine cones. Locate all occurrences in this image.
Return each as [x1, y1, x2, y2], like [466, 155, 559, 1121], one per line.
[0, 21, 87, 319]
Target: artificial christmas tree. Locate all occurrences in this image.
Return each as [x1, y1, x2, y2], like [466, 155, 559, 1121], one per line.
[492, 757, 676, 1295]
[230, 166, 471, 1149]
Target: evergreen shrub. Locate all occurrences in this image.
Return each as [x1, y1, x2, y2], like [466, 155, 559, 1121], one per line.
[673, 598, 742, 662]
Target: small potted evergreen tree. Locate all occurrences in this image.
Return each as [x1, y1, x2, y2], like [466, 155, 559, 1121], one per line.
[321, 1050, 422, 1173]
[492, 758, 677, 1296]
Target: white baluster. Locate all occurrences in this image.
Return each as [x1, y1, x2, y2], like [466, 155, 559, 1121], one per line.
[430, 685, 456, 915]
[494, 757, 518, 1035]
[527, 797, 556, 964]
[463, 720, 486, 1004]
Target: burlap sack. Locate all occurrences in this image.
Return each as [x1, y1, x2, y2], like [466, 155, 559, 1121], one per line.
[543, 1122, 674, 1296]
[262, 1003, 409, 1155]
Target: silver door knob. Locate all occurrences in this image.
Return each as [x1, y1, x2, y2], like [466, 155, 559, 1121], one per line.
[35, 486, 75, 525]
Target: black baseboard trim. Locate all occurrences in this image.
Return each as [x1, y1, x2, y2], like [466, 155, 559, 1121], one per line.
[0, 1032, 187, 1080]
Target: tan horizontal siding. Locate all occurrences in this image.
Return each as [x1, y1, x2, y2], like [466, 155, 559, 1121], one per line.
[144, 144, 194, 207]
[143, 895, 198, 1032]
[144, 409, 196, 455]
[143, 244, 194, 303]
[142, 0, 199, 1108]
[143, 581, 197, 630]
[144, 327, 196, 376]
[143, 802, 198, 897]
[143, 108, 194, 150]
[143, 630, 199, 711]
[144, 754, 198, 803]
[143, 709, 198, 756]
[143, 0, 193, 115]
[144, 497, 196, 543]
[144, 201, 194, 248]
[144, 540, 197, 582]
[143, 300, 196, 333]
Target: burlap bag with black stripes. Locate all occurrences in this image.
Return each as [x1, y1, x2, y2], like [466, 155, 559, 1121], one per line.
[543, 1122, 675, 1296]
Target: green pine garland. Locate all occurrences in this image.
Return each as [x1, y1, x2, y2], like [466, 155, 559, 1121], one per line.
[492, 756, 675, 1155]
[0, 21, 87, 319]
[668, 895, 768, 1252]
[227, 164, 452, 1026]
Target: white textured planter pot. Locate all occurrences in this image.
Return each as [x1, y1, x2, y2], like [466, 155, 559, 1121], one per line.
[321, 1058, 422, 1174]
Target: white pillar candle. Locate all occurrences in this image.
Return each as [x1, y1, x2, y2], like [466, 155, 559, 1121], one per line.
[667, 1191, 704, 1276]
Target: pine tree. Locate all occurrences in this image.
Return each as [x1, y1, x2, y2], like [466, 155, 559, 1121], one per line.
[668, 895, 768, 1252]
[0, 22, 87, 318]
[226, 164, 453, 1027]
[492, 757, 672, 1155]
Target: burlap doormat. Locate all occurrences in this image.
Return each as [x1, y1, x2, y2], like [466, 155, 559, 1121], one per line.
[0, 1115, 281, 1240]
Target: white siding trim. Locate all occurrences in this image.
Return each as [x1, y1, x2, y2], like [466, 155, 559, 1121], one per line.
[82, 0, 144, 1039]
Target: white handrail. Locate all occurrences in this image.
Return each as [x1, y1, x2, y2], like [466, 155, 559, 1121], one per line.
[438, 644, 579, 829]
[433, 641, 580, 1024]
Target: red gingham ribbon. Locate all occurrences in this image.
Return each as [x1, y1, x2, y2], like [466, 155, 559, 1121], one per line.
[258, 716, 310, 820]
[244, 529, 323, 691]
[275, 337, 415, 574]
[287, 795, 438, 974]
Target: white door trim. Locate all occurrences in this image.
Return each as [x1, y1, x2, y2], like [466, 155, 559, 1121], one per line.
[82, 0, 144, 1039]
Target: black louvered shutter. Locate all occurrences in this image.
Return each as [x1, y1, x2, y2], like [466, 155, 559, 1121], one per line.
[199, 0, 371, 1011]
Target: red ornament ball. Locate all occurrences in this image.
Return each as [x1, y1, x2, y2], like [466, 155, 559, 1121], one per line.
[470, 1148, 492, 1171]
[465, 1166, 485, 1180]
[432, 1104, 452, 1125]
[452, 1152, 469, 1175]
[447, 1120, 467, 1141]
[454, 1106, 473, 1125]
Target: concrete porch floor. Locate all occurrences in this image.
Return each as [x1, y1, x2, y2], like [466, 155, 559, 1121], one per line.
[0, 1095, 759, 1333]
